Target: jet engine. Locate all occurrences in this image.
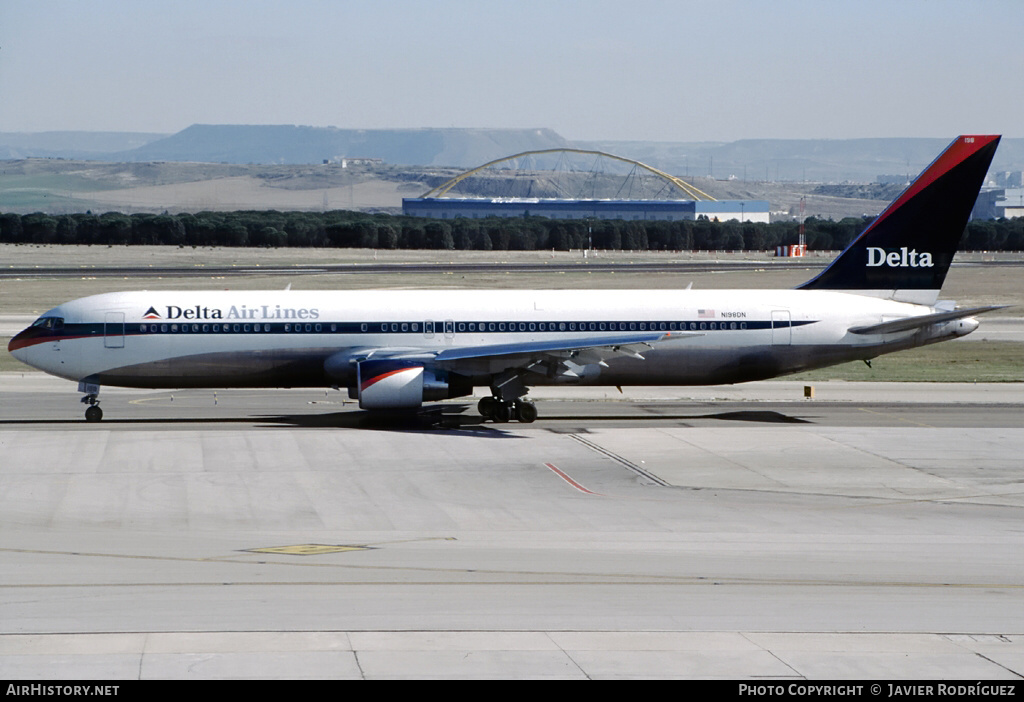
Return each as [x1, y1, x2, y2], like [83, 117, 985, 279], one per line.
[353, 359, 471, 410]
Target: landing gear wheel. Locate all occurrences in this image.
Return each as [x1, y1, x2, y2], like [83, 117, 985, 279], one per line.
[481, 391, 537, 424]
[491, 402, 511, 423]
[478, 396, 498, 419]
[85, 405, 103, 422]
[515, 400, 537, 424]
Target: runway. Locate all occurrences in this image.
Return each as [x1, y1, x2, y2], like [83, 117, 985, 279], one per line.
[1, 374, 1023, 679]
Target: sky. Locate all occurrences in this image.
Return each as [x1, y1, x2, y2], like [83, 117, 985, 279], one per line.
[2, 0, 1022, 141]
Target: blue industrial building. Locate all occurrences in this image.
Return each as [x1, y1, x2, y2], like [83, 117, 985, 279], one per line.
[402, 197, 771, 222]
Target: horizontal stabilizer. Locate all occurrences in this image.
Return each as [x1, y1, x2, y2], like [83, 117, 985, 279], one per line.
[848, 305, 1007, 335]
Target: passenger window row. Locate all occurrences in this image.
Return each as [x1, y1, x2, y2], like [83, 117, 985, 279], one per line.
[140, 323, 329, 333]
[138, 320, 750, 334]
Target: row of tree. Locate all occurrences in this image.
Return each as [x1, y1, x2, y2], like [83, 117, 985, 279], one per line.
[2, 210, 1022, 251]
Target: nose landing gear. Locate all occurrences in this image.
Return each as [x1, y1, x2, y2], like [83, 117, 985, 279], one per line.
[84, 404, 103, 422]
[79, 380, 103, 422]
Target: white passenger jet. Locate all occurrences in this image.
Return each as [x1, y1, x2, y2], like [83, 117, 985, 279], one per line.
[8, 135, 1004, 423]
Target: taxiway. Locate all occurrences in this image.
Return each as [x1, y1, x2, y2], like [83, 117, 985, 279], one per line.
[1, 375, 1022, 679]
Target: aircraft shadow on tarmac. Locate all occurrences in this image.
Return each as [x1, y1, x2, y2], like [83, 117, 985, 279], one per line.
[0, 405, 812, 432]
[646, 409, 812, 424]
[0, 405, 522, 437]
[253, 407, 810, 432]
[253, 405, 527, 437]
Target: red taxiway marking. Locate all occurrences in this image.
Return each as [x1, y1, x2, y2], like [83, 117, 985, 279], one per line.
[544, 463, 603, 496]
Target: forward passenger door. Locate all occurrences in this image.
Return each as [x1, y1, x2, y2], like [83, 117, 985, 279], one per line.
[104, 312, 125, 349]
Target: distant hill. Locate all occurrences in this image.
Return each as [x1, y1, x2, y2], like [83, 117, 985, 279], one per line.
[109, 125, 572, 168]
[0, 131, 167, 160]
[3, 127, 1022, 183]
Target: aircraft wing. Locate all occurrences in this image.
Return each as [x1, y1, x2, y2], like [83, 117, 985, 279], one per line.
[356, 330, 699, 379]
[433, 331, 688, 361]
[848, 305, 1007, 335]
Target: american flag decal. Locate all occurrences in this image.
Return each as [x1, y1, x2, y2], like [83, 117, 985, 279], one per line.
[698, 309, 715, 319]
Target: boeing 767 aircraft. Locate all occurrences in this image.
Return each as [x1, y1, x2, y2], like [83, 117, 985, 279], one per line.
[8, 135, 1004, 423]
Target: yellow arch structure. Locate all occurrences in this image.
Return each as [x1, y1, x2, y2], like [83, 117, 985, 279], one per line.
[419, 148, 716, 201]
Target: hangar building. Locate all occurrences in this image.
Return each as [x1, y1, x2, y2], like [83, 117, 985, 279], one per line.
[402, 148, 770, 223]
[402, 197, 770, 222]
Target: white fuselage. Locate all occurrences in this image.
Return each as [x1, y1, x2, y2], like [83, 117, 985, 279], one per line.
[10, 288, 976, 390]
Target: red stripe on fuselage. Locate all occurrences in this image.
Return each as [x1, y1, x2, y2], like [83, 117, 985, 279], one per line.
[7, 332, 94, 353]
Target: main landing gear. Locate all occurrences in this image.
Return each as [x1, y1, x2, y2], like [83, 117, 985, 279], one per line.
[479, 371, 538, 424]
[478, 396, 538, 424]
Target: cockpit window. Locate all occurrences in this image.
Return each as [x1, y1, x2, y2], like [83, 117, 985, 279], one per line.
[31, 316, 64, 330]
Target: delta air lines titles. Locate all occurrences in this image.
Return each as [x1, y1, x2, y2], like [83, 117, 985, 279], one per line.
[150, 304, 320, 321]
[866, 247, 934, 268]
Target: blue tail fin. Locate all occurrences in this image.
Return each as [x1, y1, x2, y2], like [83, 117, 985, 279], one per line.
[798, 135, 1000, 305]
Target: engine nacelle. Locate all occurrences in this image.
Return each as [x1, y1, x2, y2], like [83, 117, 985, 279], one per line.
[355, 359, 470, 410]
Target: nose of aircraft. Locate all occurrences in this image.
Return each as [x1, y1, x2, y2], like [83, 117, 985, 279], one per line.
[7, 324, 45, 364]
[8, 326, 32, 357]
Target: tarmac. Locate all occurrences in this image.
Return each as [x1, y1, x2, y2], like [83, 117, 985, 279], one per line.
[1, 373, 1022, 679]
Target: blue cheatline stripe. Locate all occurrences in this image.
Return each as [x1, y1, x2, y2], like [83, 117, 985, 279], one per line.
[30, 318, 816, 343]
